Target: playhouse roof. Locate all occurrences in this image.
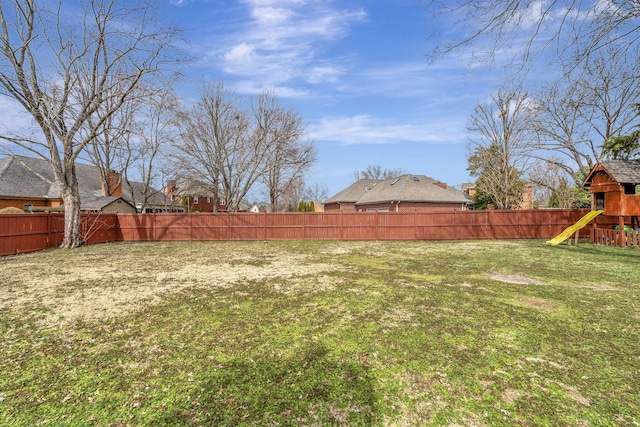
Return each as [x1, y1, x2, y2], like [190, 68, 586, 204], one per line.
[583, 159, 640, 187]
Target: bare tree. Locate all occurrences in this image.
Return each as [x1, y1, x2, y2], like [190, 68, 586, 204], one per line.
[532, 48, 640, 173]
[176, 82, 237, 212]
[177, 84, 299, 212]
[123, 85, 180, 212]
[424, 0, 640, 74]
[527, 159, 579, 208]
[279, 176, 306, 212]
[353, 164, 405, 181]
[531, 83, 595, 177]
[0, 0, 178, 248]
[258, 93, 315, 212]
[83, 78, 138, 197]
[467, 89, 535, 209]
[303, 182, 329, 203]
[221, 91, 288, 212]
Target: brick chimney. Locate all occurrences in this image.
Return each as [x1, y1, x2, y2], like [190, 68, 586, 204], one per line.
[102, 170, 122, 197]
[434, 182, 447, 190]
[166, 180, 177, 200]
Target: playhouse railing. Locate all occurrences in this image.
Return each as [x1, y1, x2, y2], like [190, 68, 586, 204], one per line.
[592, 228, 640, 247]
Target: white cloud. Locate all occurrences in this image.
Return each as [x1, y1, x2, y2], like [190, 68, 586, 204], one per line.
[199, 0, 366, 94]
[223, 42, 258, 71]
[307, 114, 467, 145]
[233, 80, 309, 98]
[250, 6, 294, 25]
[307, 64, 343, 84]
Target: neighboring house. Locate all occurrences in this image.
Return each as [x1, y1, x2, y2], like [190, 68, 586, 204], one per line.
[166, 178, 227, 212]
[74, 196, 136, 214]
[312, 200, 324, 212]
[126, 180, 185, 213]
[0, 155, 182, 213]
[583, 159, 640, 217]
[324, 175, 471, 212]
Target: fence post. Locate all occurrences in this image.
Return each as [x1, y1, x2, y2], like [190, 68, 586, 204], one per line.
[302, 212, 306, 239]
[47, 212, 52, 248]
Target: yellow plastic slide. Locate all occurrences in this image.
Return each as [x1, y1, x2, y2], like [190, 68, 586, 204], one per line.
[545, 210, 604, 246]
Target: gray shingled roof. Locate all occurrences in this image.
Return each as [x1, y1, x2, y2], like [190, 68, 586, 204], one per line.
[357, 175, 470, 204]
[171, 178, 217, 198]
[80, 196, 134, 211]
[325, 175, 470, 206]
[598, 159, 640, 184]
[124, 181, 173, 207]
[0, 155, 172, 209]
[324, 179, 379, 204]
[0, 155, 59, 198]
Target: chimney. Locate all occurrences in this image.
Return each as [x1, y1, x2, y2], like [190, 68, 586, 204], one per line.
[167, 180, 176, 200]
[102, 170, 122, 197]
[434, 182, 447, 190]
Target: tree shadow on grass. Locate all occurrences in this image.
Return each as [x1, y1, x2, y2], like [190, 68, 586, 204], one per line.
[160, 343, 380, 426]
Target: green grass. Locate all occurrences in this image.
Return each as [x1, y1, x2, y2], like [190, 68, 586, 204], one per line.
[0, 240, 639, 425]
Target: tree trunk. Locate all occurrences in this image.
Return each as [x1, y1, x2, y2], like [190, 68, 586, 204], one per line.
[60, 183, 84, 249]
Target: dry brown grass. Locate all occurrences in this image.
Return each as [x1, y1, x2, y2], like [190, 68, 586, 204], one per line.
[0, 242, 346, 328]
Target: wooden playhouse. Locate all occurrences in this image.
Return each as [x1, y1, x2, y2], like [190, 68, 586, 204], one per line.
[583, 159, 640, 246]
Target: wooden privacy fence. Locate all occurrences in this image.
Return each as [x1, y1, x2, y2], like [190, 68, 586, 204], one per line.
[0, 213, 118, 256]
[1, 209, 596, 256]
[117, 209, 593, 242]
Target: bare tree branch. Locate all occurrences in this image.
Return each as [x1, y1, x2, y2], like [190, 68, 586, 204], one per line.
[0, 0, 180, 248]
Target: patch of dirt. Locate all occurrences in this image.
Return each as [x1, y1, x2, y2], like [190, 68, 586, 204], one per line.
[524, 357, 568, 370]
[518, 297, 560, 311]
[501, 388, 521, 404]
[489, 273, 619, 291]
[379, 306, 416, 329]
[582, 284, 619, 291]
[489, 273, 546, 285]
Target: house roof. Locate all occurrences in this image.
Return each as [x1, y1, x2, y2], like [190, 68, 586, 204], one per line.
[325, 175, 470, 206]
[0, 155, 60, 198]
[324, 179, 379, 204]
[124, 180, 173, 207]
[171, 178, 218, 198]
[0, 155, 173, 209]
[583, 159, 640, 186]
[80, 196, 135, 211]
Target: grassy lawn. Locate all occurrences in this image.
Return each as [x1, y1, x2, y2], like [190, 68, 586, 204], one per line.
[0, 239, 639, 426]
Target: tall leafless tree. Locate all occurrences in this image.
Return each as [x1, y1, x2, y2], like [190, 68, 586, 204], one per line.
[83, 78, 138, 197]
[532, 48, 640, 174]
[123, 84, 180, 212]
[303, 182, 329, 203]
[257, 92, 313, 212]
[0, 0, 179, 248]
[176, 82, 242, 212]
[177, 83, 314, 213]
[467, 89, 535, 209]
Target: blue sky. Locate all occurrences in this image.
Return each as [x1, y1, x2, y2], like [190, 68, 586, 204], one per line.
[164, 0, 507, 196]
[0, 0, 511, 198]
